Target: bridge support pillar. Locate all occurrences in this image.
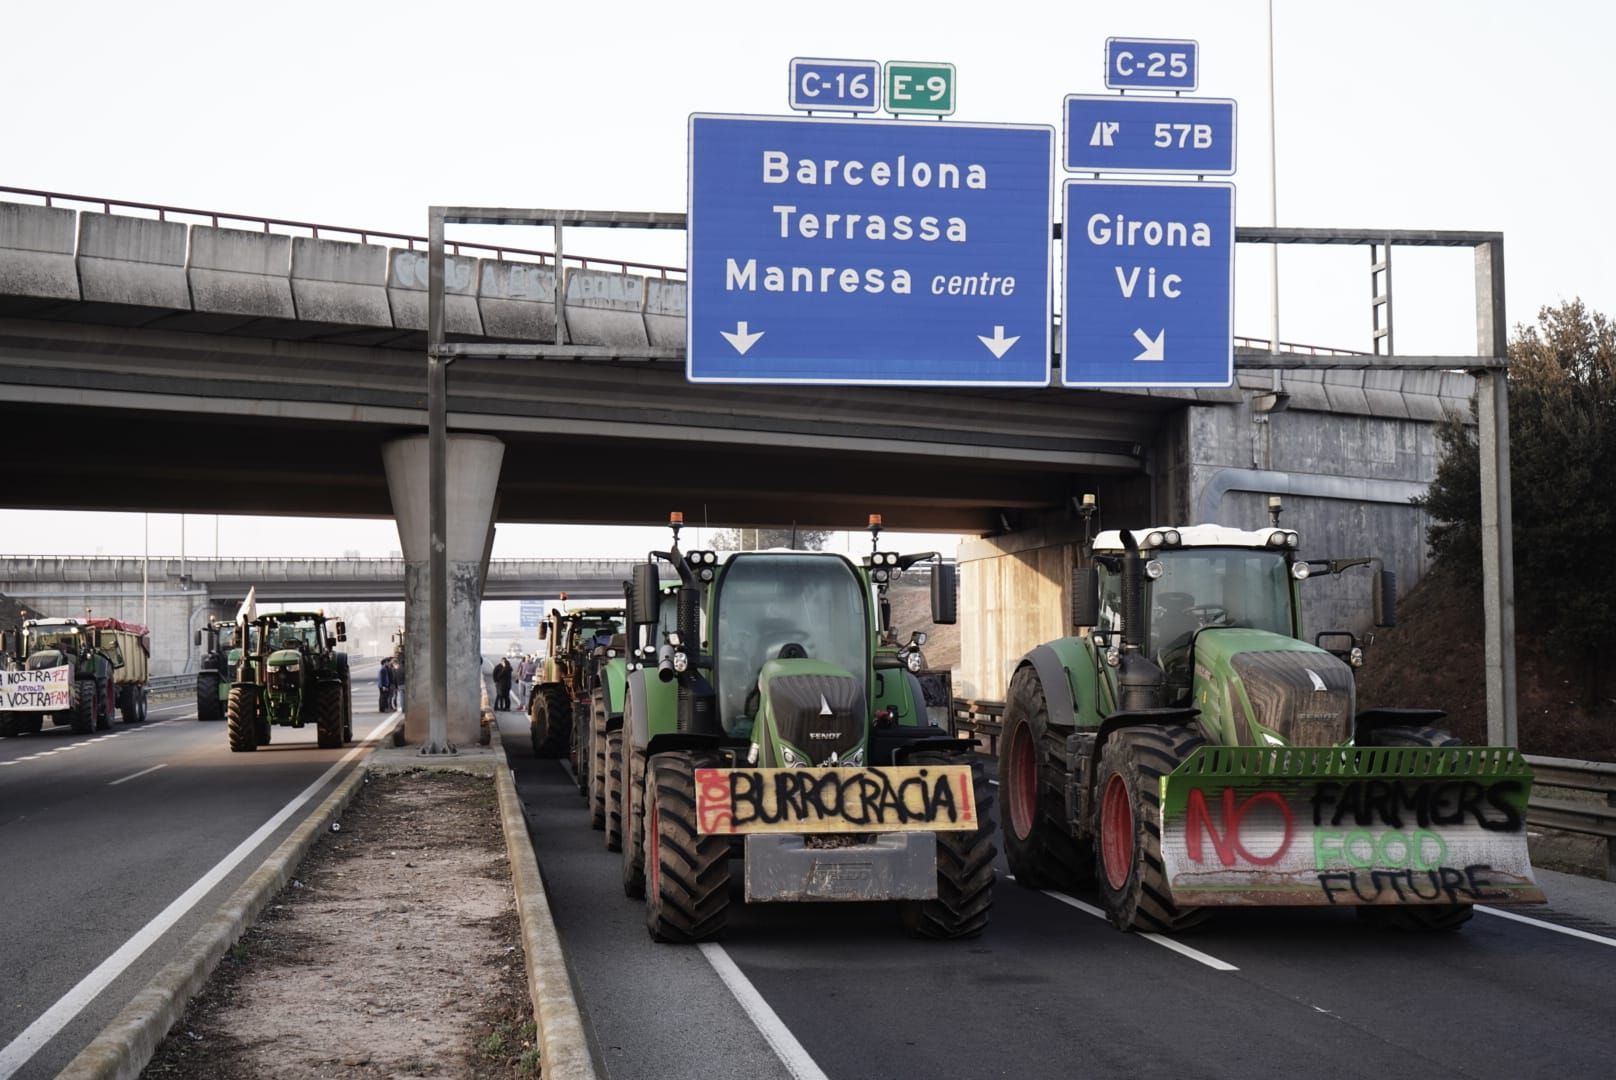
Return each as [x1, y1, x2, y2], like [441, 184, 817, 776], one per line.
[383, 432, 504, 748]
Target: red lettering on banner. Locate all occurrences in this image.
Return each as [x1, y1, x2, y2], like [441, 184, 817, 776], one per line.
[695, 769, 734, 834]
[958, 773, 973, 822]
[1185, 788, 1295, 866]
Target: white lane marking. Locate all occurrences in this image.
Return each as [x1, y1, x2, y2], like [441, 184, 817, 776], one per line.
[699, 943, 830, 1080]
[1013, 876, 1240, 972]
[1478, 905, 1616, 948]
[108, 763, 168, 786]
[0, 710, 402, 1079]
[0, 717, 189, 768]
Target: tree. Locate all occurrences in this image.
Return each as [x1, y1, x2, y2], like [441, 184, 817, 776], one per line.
[709, 527, 833, 551]
[1416, 298, 1616, 703]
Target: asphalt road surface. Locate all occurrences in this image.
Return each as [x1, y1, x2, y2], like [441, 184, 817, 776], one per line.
[497, 711, 1616, 1080]
[0, 661, 395, 1080]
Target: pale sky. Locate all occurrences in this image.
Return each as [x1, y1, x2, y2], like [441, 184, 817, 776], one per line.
[3, 0, 1610, 560]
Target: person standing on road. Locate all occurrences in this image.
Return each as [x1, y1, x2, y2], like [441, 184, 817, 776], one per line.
[515, 654, 534, 710]
[377, 658, 396, 712]
[492, 657, 512, 711]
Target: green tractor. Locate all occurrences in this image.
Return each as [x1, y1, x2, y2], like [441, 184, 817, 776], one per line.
[611, 513, 995, 943]
[226, 611, 352, 753]
[6, 618, 125, 735]
[194, 618, 255, 723]
[530, 604, 627, 759]
[998, 496, 1543, 933]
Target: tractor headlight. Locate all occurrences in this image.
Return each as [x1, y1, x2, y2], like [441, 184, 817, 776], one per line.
[1290, 561, 1311, 580]
[667, 631, 683, 648]
[1285, 531, 1300, 548]
[698, 567, 714, 583]
[906, 651, 923, 673]
[1146, 531, 1165, 548]
[671, 650, 689, 674]
[1144, 559, 1165, 580]
[841, 743, 865, 767]
[1164, 530, 1181, 546]
[1348, 646, 1365, 668]
[872, 568, 889, 583]
[1266, 532, 1286, 547]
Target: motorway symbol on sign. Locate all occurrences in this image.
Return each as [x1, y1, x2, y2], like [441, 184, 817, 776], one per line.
[1104, 37, 1199, 91]
[789, 57, 882, 113]
[884, 61, 955, 116]
[687, 113, 1053, 386]
[1062, 179, 1234, 388]
[1065, 95, 1236, 175]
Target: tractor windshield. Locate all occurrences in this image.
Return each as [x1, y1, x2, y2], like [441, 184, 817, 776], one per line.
[26, 628, 79, 653]
[271, 620, 322, 649]
[1146, 548, 1295, 662]
[712, 553, 869, 737]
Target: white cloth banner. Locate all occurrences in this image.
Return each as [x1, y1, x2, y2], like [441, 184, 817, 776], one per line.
[1, 665, 71, 710]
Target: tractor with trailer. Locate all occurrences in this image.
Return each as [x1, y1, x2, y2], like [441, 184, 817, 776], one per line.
[612, 512, 994, 942]
[225, 611, 352, 752]
[529, 603, 626, 759]
[2, 617, 136, 735]
[86, 618, 151, 724]
[997, 496, 1543, 934]
[195, 618, 255, 722]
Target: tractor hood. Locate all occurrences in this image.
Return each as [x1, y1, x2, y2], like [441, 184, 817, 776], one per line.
[1192, 629, 1354, 748]
[758, 658, 865, 767]
[267, 649, 303, 669]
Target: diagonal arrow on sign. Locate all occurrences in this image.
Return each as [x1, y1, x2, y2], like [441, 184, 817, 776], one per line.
[977, 325, 1021, 359]
[1132, 328, 1166, 362]
[721, 321, 765, 355]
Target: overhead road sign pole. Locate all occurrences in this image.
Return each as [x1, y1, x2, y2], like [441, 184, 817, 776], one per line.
[687, 113, 1052, 386]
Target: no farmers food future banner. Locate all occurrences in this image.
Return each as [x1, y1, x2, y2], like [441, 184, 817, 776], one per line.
[1, 665, 70, 710]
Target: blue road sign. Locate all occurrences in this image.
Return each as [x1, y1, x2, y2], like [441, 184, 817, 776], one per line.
[687, 114, 1053, 386]
[1066, 95, 1236, 175]
[1062, 179, 1234, 388]
[519, 600, 545, 628]
[1104, 37, 1199, 91]
[788, 58, 881, 113]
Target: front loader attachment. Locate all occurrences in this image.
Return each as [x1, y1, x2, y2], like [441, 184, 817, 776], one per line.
[1159, 746, 1544, 908]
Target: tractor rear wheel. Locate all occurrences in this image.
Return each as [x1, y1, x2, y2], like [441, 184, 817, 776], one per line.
[588, 695, 608, 830]
[196, 672, 222, 722]
[999, 665, 1095, 891]
[227, 684, 260, 753]
[899, 750, 997, 939]
[119, 686, 143, 724]
[1094, 725, 1209, 934]
[316, 680, 345, 749]
[622, 746, 648, 899]
[604, 730, 624, 852]
[534, 686, 571, 759]
[70, 678, 96, 734]
[645, 750, 730, 943]
[571, 698, 592, 796]
[1356, 724, 1474, 932]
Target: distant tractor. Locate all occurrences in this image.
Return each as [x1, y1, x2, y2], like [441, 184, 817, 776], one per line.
[612, 513, 994, 943]
[5, 617, 134, 735]
[195, 618, 253, 723]
[998, 496, 1543, 934]
[226, 611, 352, 752]
[530, 604, 627, 759]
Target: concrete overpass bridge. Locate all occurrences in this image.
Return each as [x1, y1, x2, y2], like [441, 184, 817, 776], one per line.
[0, 186, 1511, 742]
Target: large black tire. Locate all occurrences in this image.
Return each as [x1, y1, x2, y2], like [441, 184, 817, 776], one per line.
[622, 746, 648, 899]
[197, 672, 222, 722]
[94, 682, 112, 731]
[604, 730, 625, 852]
[535, 685, 571, 759]
[1094, 725, 1210, 934]
[137, 686, 148, 722]
[316, 680, 345, 749]
[119, 685, 144, 724]
[227, 684, 260, 753]
[0, 714, 17, 738]
[341, 675, 353, 742]
[999, 665, 1095, 891]
[1355, 724, 1474, 931]
[899, 751, 998, 939]
[571, 699, 591, 796]
[589, 697, 609, 831]
[644, 750, 731, 943]
[70, 678, 96, 734]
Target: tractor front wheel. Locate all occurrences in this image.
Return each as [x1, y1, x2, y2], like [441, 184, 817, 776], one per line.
[588, 697, 609, 831]
[604, 730, 625, 852]
[196, 672, 222, 722]
[899, 750, 997, 939]
[70, 678, 96, 734]
[571, 698, 593, 796]
[1094, 725, 1209, 934]
[227, 684, 260, 753]
[644, 750, 731, 943]
[534, 686, 571, 759]
[999, 666, 1094, 891]
[316, 680, 345, 749]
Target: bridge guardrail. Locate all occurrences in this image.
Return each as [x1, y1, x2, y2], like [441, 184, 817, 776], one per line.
[951, 697, 1616, 880]
[148, 674, 195, 698]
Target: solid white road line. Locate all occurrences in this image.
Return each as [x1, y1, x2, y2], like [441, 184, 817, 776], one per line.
[1011, 876, 1241, 972]
[0, 710, 402, 1079]
[1478, 905, 1616, 949]
[700, 943, 830, 1080]
[108, 763, 168, 786]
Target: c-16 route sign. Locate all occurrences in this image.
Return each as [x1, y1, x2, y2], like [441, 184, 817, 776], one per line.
[1062, 179, 1234, 388]
[687, 113, 1053, 386]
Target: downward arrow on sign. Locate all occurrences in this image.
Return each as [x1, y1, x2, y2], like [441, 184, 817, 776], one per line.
[977, 325, 1020, 359]
[721, 321, 764, 355]
[1133, 328, 1166, 362]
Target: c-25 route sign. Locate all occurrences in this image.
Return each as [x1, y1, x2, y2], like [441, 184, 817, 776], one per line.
[1062, 179, 1234, 388]
[687, 113, 1053, 386]
[1104, 37, 1199, 91]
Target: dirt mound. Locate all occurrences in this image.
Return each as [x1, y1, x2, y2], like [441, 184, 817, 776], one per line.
[1355, 567, 1616, 760]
